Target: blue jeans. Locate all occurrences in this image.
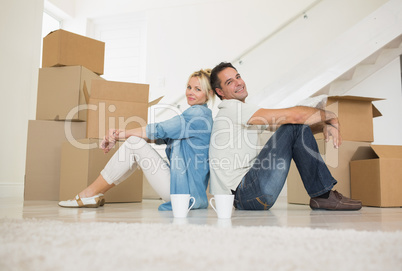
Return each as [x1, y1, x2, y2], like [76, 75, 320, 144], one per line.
[233, 124, 337, 210]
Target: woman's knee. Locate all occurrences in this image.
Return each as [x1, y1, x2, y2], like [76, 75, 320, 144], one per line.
[125, 136, 148, 149]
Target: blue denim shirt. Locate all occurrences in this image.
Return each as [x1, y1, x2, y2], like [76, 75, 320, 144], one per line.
[146, 104, 213, 210]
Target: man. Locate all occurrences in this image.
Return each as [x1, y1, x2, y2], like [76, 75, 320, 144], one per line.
[208, 62, 362, 210]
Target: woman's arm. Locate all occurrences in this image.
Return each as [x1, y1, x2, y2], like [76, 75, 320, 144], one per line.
[117, 127, 149, 140]
[146, 106, 204, 141]
[101, 106, 209, 152]
[100, 126, 149, 153]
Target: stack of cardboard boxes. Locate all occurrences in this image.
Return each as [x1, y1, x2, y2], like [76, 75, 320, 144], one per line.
[24, 29, 152, 203]
[287, 95, 402, 207]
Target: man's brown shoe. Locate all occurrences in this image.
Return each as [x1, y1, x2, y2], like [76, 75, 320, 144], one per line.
[310, 190, 362, 211]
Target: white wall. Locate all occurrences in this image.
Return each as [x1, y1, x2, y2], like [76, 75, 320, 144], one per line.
[346, 57, 402, 145]
[0, 1, 43, 188]
[60, 0, 320, 106]
[56, 0, 390, 113]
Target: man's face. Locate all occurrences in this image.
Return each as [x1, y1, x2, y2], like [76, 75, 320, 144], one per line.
[215, 67, 248, 102]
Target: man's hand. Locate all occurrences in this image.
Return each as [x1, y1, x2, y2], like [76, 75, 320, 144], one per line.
[323, 122, 342, 149]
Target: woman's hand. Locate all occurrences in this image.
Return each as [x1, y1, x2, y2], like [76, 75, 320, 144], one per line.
[100, 129, 125, 153]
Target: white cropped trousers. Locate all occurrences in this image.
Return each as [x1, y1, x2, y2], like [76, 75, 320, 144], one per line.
[100, 136, 171, 202]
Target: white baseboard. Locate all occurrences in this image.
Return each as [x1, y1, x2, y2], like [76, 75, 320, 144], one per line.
[0, 183, 24, 199]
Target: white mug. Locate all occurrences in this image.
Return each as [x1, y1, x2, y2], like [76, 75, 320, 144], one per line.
[170, 194, 196, 218]
[209, 194, 235, 219]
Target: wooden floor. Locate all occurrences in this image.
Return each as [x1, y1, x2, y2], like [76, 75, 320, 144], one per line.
[2, 192, 402, 232]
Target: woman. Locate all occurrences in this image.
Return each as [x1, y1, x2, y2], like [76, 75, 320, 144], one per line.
[59, 69, 214, 210]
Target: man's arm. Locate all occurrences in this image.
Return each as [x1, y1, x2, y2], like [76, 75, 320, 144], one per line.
[249, 106, 341, 148]
[248, 106, 336, 126]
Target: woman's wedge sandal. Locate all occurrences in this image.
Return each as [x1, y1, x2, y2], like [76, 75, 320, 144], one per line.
[58, 193, 104, 208]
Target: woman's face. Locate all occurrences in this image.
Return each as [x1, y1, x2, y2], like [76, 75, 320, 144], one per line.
[186, 76, 208, 106]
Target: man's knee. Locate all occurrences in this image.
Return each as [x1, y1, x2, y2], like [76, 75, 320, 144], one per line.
[282, 123, 312, 137]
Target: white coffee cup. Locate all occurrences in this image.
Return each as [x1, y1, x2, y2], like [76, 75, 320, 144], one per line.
[209, 194, 235, 219]
[170, 194, 196, 218]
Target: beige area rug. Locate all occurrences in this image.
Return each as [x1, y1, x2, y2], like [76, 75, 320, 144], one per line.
[0, 218, 401, 271]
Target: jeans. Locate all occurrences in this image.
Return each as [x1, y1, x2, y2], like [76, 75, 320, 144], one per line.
[233, 124, 337, 210]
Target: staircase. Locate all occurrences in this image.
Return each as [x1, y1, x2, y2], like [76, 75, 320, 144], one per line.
[314, 35, 402, 97]
[246, 0, 402, 109]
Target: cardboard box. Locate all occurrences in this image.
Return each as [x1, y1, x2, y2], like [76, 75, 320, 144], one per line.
[42, 29, 105, 75]
[24, 120, 87, 200]
[315, 96, 382, 142]
[287, 139, 371, 205]
[59, 139, 143, 203]
[350, 145, 402, 207]
[36, 66, 104, 121]
[86, 80, 162, 139]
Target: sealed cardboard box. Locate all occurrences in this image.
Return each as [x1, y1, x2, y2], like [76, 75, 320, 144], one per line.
[59, 139, 143, 203]
[350, 145, 402, 207]
[36, 66, 104, 121]
[24, 120, 87, 200]
[86, 80, 162, 139]
[42, 29, 105, 75]
[315, 96, 382, 142]
[287, 139, 371, 205]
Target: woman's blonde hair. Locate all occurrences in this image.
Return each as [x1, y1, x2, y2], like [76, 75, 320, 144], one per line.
[188, 69, 214, 103]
